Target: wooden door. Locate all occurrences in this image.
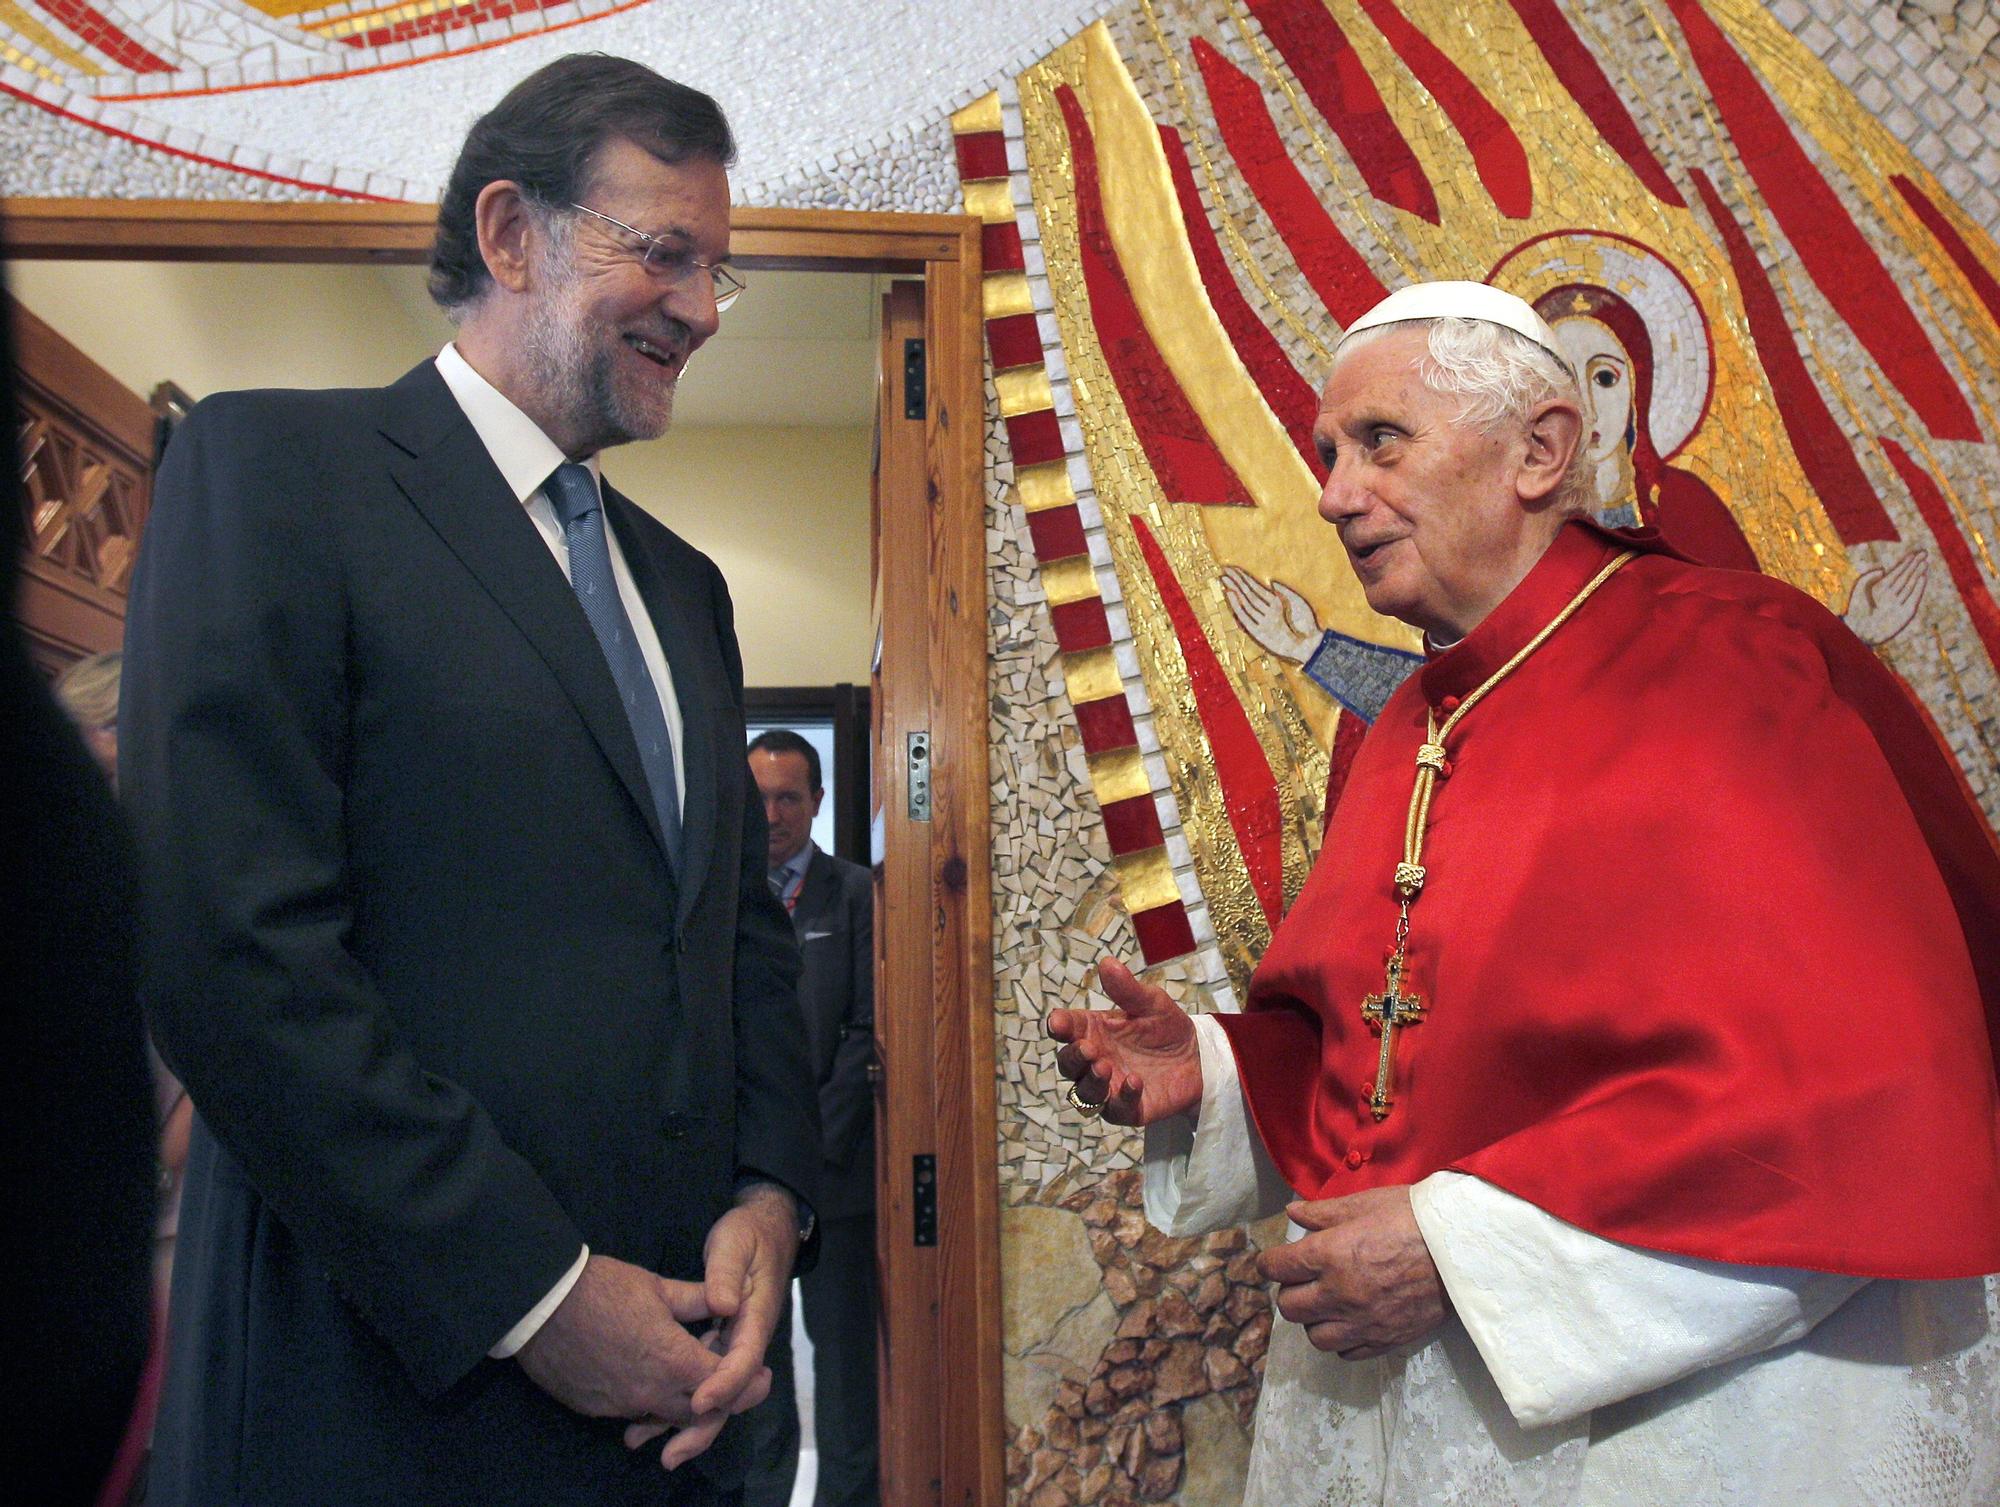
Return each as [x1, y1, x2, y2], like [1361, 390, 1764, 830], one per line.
[7, 292, 156, 675]
[873, 277, 1003, 1506]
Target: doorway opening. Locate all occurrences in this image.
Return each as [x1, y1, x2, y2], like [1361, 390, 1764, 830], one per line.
[3, 200, 1001, 1507]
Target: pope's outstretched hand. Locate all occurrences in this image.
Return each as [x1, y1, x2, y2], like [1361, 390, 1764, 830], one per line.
[1046, 959, 1204, 1126]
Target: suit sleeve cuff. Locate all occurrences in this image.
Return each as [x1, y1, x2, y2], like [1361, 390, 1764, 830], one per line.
[736, 1171, 815, 1242]
[490, 1244, 589, 1360]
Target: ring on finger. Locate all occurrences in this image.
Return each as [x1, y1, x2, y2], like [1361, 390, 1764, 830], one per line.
[1065, 1082, 1106, 1118]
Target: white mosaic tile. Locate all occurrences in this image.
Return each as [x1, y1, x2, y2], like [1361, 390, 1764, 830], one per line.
[12, 0, 1117, 207]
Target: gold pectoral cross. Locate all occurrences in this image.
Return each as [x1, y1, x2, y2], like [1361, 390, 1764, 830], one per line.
[1361, 946, 1425, 1122]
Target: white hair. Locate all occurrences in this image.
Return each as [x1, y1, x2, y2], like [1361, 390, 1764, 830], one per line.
[1335, 317, 1594, 516]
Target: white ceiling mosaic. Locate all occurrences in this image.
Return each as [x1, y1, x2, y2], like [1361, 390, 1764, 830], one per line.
[0, 0, 1117, 203]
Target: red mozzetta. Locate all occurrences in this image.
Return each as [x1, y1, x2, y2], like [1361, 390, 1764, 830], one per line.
[1215, 521, 2000, 1277]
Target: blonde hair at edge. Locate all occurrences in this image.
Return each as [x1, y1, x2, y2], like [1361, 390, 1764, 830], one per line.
[1334, 317, 1594, 518]
[53, 649, 121, 732]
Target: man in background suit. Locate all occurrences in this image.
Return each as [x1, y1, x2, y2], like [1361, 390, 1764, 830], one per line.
[742, 730, 878, 1507]
[121, 56, 818, 1506]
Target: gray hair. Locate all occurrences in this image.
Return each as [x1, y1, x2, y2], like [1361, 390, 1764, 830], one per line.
[1334, 317, 1594, 516]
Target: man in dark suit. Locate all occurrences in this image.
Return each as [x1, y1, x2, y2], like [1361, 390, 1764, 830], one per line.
[120, 56, 818, 1506]
[742, 730, 877, 1507]
[3, 274, 155, 1506]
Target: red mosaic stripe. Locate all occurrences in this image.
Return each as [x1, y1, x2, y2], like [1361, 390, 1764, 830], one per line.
[1131, 901, 1198, 965]
[1323, 707, 1368, 833]
[982, 220, 1027, 273]
[32, 0, 171, 71]
[1049, 597, 1113, 655]
[1026, 504, 1088, 562]
[1879, 437, 2000, 675]
[1892, 174, 2000, 340]
[93, 0, 657, 102]
[1689, 169, 1898, 546]
[966, 113, 1196, 968]
[1666, 0, 1979, 444]
[1059, 83, 1255, 507]
[1131, 514, 1284, 925]
[1101, 793, 1167, 855]
[1159, 125, 1322, 477]
[986, 313, 1044, 372]
[1005, 408, 1067, 467]
[346, 0, 553, 51]
[1073, 695, 1139, 757]
[1193, 39, 1389, 327]
[1356, 0, 1533, 219]
[1506, 0, 1684, 208]
[1243, 0, 1439, 223]
[954, 130, 1010, 182]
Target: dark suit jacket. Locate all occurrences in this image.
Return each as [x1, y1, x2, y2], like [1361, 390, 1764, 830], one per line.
[121, 361, 818, 1505]
[792, 847, 874, 1221]
[3, 608, 154, 1507]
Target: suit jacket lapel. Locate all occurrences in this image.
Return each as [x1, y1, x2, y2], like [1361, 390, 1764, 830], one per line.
[378, 363, 671, 863]
[605, 490, 716, 919]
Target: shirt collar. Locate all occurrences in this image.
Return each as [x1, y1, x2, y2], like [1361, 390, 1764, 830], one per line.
[434, 344, 600, 505]
[776, 842, 815, 886]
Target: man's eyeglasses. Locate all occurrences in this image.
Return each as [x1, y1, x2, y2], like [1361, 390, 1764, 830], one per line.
[567, 202, 745, 312]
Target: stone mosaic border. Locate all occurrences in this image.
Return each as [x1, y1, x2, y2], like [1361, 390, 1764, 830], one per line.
[954, 85, 1242, 1005]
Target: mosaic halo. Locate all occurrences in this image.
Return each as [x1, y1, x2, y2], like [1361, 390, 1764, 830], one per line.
[1490, 230, 1715, 461]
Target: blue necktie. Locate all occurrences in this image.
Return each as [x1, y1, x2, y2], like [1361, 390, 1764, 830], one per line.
[544, 462, 683, 868]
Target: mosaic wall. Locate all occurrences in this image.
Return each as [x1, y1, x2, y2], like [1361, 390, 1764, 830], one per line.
[4, 0, 2000, 213]
[971, 2, 2000, 1503]
[6, 4, 2000, 1505]
[0, 0, 1118, 204]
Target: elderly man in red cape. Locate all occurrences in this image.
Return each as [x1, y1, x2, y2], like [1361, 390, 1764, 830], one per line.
[1050, 282, 2000, 1504]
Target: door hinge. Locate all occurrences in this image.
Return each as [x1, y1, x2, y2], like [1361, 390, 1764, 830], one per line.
[903, 338, 926, 420]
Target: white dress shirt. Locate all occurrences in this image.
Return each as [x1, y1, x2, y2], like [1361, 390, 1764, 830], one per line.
[433, 343, 684, 1359]
[434, 343, 686, 814]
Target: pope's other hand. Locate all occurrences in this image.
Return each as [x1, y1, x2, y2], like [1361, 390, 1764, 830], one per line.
[1258, 1186, 1446, 1358]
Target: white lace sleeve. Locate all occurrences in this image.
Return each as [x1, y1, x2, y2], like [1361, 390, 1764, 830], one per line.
[1142, 1015, 1295, 1236]
[1410, 1170, 1868, 1429]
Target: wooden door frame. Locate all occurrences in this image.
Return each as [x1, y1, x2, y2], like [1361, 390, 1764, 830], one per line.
[1, 198, 1003, 1507]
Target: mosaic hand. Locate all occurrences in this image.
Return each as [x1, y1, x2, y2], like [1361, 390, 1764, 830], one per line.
[1842, 547, 1929, 645]
[1223, 566, 1323, 665]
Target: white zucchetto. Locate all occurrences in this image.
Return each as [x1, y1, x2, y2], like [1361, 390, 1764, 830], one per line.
[1338, 280, 1564, 362]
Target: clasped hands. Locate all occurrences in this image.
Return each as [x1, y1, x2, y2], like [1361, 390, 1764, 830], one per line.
[1047, 958, 1446, 1358]
[516, 1184, 799, 1471]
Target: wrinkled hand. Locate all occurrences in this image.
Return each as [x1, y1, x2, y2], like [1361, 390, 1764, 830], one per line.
[1258, 1187, 1446, 1359]
[1045, 958, 1203, 1126]
[1222, 566, 1323, 665]
[624, 1184, 799, 1469]
[516, 1254, 721, 1434]
[1842, 547, 1928, 645]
